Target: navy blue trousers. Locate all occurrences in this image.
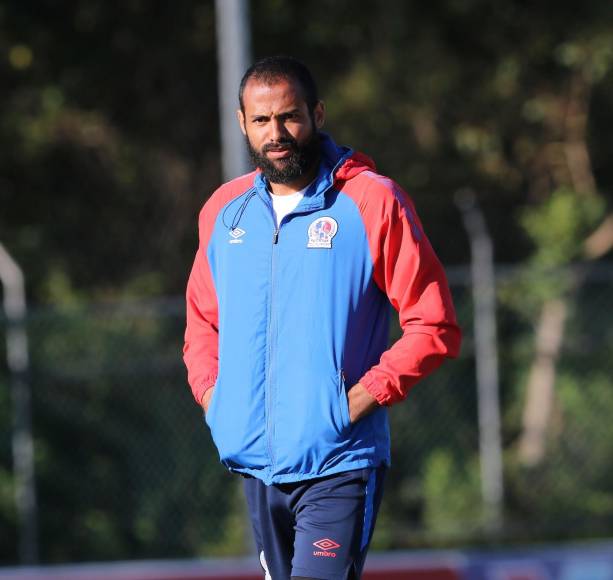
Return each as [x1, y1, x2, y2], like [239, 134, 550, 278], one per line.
[243, 467, 386, 580]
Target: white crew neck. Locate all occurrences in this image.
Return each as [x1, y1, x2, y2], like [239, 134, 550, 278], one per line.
[269, 182, 312, 227]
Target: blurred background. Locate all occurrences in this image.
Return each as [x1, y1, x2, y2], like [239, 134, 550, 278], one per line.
[1, 0, 613, 572]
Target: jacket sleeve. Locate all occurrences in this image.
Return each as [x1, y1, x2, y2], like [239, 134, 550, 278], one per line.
[183, 202, 219, 406]
[358, 182, 461, 406]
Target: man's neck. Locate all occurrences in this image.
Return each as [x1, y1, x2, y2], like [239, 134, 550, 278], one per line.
[268, 164, 319, 196]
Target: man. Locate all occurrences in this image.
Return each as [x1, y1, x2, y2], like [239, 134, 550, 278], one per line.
[184, 56, 461, 580]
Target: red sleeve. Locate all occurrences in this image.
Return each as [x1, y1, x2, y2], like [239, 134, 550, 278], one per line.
[350, 177, 462, 406]
[183, 201, 220, 406]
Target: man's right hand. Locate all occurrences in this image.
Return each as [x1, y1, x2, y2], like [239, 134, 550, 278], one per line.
[201, 388, 215, 413]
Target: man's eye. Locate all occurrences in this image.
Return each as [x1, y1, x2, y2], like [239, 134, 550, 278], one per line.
[253, 118, 267, 124]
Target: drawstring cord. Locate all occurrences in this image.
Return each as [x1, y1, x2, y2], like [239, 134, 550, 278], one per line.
[222, 187, 257, 232]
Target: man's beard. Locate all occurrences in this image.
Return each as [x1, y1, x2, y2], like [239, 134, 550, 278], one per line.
[246, 130, 321, 184]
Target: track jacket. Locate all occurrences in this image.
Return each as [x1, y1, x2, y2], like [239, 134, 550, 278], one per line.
[184, 133, 461, 485]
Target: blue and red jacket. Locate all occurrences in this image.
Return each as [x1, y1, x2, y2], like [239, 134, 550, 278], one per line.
[184, 134, 461, 485]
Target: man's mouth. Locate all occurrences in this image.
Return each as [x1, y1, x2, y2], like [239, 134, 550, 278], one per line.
[266, 147, 291, 159]
[263, 141, 295, 160]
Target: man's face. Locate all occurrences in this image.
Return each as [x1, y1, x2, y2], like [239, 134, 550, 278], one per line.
[238, 78, 325, 185]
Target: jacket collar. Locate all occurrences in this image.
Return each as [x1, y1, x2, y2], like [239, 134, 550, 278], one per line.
[253, 133, 373, 212]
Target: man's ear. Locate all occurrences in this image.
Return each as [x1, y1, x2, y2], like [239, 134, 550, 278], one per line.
[237, 109, 247, 135]
[313, 101, 325, 129]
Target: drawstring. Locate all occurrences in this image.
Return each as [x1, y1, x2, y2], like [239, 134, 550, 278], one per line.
[222, 187, 257, 232]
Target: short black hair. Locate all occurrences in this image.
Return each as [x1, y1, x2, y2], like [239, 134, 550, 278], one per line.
[239, 56, 319, 114]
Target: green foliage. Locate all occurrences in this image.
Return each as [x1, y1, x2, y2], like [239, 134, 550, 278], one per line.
[0, 302, 249, 562]
[500, 189, 605, 315]
[507, 370, 613, 540]
[521, 188, 605, 269]
[0, 1, 220, 300]
[198, 479, 251, 557]
[556, 33, 613, 81]
[423, 449, 482, 540]
[0, 378, 17, 562]
[2, 0, 613, 296]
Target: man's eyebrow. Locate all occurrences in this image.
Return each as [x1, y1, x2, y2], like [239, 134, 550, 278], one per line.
[278, 108, 302, 116]
[249, 108, 302, 119]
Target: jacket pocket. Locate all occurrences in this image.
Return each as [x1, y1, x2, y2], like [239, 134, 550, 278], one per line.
[203, 377, 268, 470]
[338, 368, 351, 431]
[271, 369, 352, 474]
[203, 382, 219, 427]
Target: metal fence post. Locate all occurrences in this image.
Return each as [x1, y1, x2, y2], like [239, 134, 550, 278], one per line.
[0, 242, 38, 563]
[455, 190, 504, 534]
[215, 0, 252, 181]
[215, 0, 253, 555]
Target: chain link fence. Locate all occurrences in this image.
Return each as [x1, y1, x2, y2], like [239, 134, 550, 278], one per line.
[1, 264, 613, 564]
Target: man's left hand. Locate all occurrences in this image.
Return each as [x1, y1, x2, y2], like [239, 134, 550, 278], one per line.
[348, 382, 379, 424]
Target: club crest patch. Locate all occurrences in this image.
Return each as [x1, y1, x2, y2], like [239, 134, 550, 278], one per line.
[307, 217, 338, 249]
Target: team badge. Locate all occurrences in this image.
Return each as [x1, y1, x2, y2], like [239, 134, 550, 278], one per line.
[307, 217, 338, 249]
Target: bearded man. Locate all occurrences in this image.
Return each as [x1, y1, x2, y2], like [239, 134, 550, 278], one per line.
[183, 56, 461, 580]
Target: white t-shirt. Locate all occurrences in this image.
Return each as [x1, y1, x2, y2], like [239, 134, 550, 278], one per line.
[269, 184, 310, 227]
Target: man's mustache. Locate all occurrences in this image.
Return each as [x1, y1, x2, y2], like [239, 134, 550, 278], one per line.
[262, 139, 298, 153]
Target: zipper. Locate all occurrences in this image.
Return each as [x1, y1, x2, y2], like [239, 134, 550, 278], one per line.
[265, 201, 279, 469]
[264, 187, 323, 469]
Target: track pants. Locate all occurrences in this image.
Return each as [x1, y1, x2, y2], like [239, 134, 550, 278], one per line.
[243, 466, 386, 580]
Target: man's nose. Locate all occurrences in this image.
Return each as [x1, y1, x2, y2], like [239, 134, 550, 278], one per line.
[270, 117, 287, 142]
